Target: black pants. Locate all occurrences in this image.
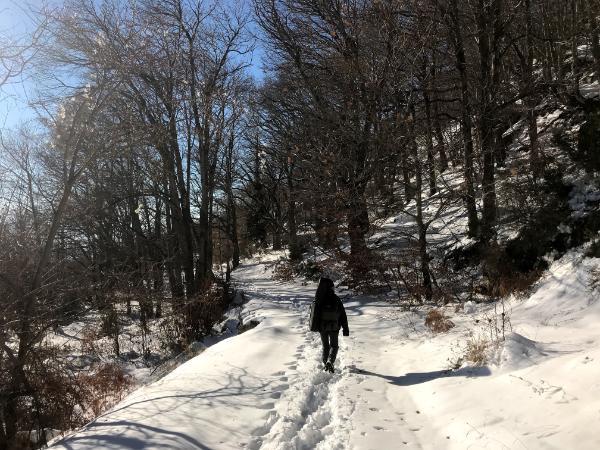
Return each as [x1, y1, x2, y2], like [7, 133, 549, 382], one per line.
[320, 330, 339, 364]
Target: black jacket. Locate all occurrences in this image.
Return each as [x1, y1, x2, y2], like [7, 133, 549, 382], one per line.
[310, 295, 349, 335]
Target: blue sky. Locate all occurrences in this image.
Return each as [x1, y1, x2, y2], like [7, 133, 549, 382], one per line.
[0, 0, 35, 33]
[0, 0, 265, 131]
[0, 0, 40, 128]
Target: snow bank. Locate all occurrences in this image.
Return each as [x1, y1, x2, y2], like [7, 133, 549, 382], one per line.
[515, 251, 600, 327]
[494, 332, 547, 371]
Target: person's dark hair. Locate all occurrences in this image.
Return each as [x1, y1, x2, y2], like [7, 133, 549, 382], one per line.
[315, 277, 335, 303]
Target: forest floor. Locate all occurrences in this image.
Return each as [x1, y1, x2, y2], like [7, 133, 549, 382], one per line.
[49, 246, 600, 450]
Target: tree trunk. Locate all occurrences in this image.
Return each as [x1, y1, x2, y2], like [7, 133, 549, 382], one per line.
[184, 25, 213, 285]
[157, 119, 196, 298]
[540, 2, 554, 83]
[273, 202, 283, 251]
[2, 392, 17, 450]
[401, 142, 414, 202]
[410, 106, 432, 303]
[224, 132, 240, 269]
[230, 203, 240, 269]
[571, 0, 580, 91]
[287, 157, 300, 261]
[525, 0, 541, 180]
[165, 201, 185, 300]
[423, 80, 438, 195]
[449, 0, 480, 237]
[153, 195, 163, 317]
[431, 61, 449, 171]
[347, 194, 370, 272]
[165, 104, 198, 296]
[591, 15, 600, 81]
[477, 0, 498, 244]
[227, 194, 240, 270]
[347, 123, 371, 269]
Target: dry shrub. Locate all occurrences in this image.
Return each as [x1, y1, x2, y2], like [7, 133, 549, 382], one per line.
[337, 252, 391, 294]
[80, 325, 98, 354]
[489, 270, 542, 298]
[78, 363, 133, 418]
[19, 348, 87, 440]
[295, 258, 324, 281]
[380, 256, 431, 305]
[184, 281, 227, 342]
[157, 315, 185, 354]
[272, 260, 295, 281]
[481, 244, 543, 298]
[4, 347, 132, 447]
[448, 336, 490, 369]
[464, 338, 489, 366]
[99, 305, 119, 338]
[424, 309, 455, 333]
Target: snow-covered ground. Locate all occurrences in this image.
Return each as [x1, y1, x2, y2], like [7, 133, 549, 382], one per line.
[49, 247, 600, 449]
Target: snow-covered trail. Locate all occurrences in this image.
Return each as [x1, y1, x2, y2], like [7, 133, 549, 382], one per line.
[235, 258, 447, 450]
[50, 259, 321, 449]
[51, 251, 600, 449]
[50, 255, 444, 449]
[229, 258, 440, 450]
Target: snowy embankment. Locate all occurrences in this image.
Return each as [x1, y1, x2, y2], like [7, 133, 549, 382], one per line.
[50, 250, 600, 449]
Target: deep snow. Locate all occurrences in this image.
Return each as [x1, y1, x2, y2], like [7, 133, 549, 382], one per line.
[49, 248, 600, 449]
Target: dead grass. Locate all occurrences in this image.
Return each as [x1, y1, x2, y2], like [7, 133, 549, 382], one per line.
[481, 244, 544, 299]
[78, 362, 133, 418]
[464, 337, 490, 366]
[424, 309, 455, 333]
[448, 336, 490, 369]
[16, 350, 133, 443]
[490, 270, 543, 298]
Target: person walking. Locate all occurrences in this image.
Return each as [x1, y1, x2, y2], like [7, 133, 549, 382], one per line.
[309, 277, 349, 372]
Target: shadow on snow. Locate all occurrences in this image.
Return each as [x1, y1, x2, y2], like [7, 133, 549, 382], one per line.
[350, 365, 492, 386]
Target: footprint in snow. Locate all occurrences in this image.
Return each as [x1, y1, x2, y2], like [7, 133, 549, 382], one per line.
[373, 426, 385, 431]
[369, 407, 378, 412]
[270, 392, 282, 399]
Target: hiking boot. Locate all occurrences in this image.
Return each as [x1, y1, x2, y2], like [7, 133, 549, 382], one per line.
[325, 361, 334, 373]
